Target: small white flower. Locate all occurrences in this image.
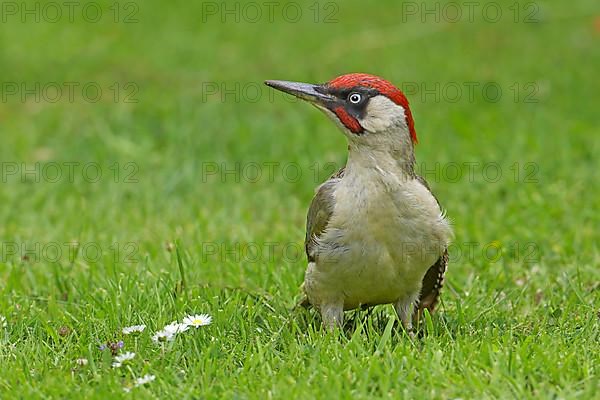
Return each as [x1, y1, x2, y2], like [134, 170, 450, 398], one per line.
[75, 358, 88, 366]
[182, 314, 212, 328]
[122, 324, 146, 335]
[136, 374, 156, 385]
[124, 374, 156, 391]
[164, 321, 189, 334]
[115, 351, 136, 363]
[112, 352, 135, 368]
[0, 315, 6, 328]
[151, 329, 174, 343]
[151, 320, 190, 344]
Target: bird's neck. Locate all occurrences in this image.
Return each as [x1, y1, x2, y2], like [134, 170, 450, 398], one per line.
[346, 135, 416, 179]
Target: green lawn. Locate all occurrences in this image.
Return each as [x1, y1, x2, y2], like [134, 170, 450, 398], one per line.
[0, 0, 599, 398]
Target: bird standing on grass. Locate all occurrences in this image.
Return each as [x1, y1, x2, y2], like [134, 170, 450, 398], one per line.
[265, 74, 453, 331]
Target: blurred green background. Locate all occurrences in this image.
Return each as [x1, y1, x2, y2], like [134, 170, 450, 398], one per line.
[0, 0, 598, 398]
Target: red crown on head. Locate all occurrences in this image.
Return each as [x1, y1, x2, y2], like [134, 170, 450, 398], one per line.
[327, 73, 417, 144]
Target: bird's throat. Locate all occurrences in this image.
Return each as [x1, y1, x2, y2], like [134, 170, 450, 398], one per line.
[346, 141, 416, 179]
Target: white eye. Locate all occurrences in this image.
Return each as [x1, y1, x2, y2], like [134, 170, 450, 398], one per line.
[348, 93, 362, 104]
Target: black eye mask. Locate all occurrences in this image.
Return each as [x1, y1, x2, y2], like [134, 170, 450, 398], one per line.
[318, 86, 379, 119]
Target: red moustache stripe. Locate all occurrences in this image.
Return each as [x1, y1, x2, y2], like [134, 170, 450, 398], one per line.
[333, 107, 363, 134]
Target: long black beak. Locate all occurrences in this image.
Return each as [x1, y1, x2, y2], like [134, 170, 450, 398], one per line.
[264, 80, 333, 105]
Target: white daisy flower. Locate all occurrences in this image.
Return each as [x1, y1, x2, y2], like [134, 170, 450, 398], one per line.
[75, 358, 88, 366]
[124, 374, 156, 391]
[151, 329, 174, 343]
[136, 374, 156, 385]
[115, 351, 136, 362]
[182, 314, 212, 328]
[112, 352, 136, 368]
[163, 321, 189, 334]
[122, 324, 146, 335]
[151, 320, 190, 344]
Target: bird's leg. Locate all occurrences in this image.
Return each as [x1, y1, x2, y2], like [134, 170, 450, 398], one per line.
[320, 302, 344, 331]
[394, 293, 419, 334]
